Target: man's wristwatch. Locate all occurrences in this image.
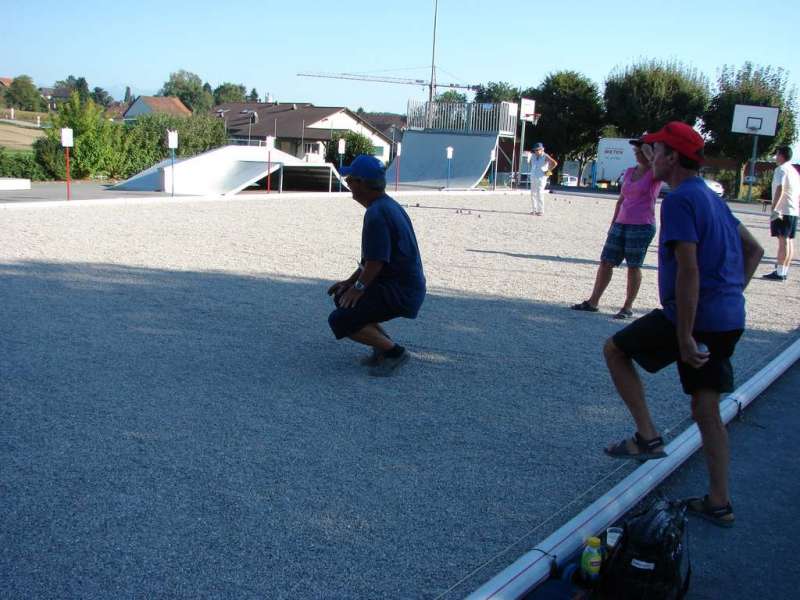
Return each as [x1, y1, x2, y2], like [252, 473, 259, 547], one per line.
[353, 280, 366, 291]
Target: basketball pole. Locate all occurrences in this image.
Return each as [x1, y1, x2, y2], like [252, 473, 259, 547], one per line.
[746, 132, 758, 203]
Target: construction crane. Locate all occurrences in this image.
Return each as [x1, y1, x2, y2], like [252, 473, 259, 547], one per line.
[297, 1, 477, 102]
[297, 71, 478, 100]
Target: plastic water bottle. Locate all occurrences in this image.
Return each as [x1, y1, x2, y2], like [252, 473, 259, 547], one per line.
[580, 536, 603, 583]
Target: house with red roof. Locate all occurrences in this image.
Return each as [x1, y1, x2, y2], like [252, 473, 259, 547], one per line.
[123, 96, 192, 122]
[215, 102, 392, 163]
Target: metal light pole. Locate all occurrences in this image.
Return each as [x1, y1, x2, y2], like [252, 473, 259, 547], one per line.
[60, 128, 73, 200]
[167, 129, 178, 197]
[338, 137, 346, 192]
[266, 135, 275, 194]
[429, 0, 438, 103]
[746, 134, 759, 203]
[490, 147, 497, 190]
[446, 146, 453, 189]
[395, 142, 402, 192]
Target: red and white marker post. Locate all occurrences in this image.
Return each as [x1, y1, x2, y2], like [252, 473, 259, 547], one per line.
[61, 128, 73, 200]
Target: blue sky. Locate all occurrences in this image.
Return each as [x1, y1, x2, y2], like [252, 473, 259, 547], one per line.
[4, 0, 799, 119]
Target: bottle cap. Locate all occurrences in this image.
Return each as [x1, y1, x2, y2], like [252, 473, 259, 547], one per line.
[586, 536, 601, 548]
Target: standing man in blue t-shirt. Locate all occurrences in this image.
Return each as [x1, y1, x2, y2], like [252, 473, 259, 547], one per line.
[327, 155, 426, 377]
[602, 122, 764, 528]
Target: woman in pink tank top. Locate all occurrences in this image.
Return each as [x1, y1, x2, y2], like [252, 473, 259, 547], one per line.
[571, 139, 662, 318]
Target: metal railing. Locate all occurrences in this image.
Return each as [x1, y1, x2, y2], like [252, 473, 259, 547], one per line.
[406, 100, 516, 136]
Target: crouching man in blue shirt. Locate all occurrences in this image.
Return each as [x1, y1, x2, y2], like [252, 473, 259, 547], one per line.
[327, 155, 426, 377]
[602, 123, 764, 528]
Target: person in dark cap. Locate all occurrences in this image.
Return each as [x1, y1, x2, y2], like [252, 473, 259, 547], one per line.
[601, 122, 764, 528]
[528, 142, 557, 215]
[327, 155, 426, 376]
[571, 137, 661, 319]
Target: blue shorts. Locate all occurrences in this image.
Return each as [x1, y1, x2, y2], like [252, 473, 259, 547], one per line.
[600, 223, 656, 267]
[770, 215, 797, 239]
[328, 283, 406, 340]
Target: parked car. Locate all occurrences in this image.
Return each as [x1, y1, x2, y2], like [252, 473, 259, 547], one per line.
[704, 179, 724, 196]
[659, 178, 724, 198]
[560, 174, 578, 187]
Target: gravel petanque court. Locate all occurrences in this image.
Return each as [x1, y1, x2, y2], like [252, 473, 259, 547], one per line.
[1, 191, 798, 599]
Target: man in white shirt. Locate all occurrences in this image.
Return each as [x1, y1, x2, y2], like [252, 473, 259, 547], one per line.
[528, 142, 558, 216]
[762, 146, 799, 281]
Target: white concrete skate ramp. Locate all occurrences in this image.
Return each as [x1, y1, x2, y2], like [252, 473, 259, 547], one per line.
[113, 145, 306, 196]
[113, 158, 174, 192]
[386, 131, 496, 189]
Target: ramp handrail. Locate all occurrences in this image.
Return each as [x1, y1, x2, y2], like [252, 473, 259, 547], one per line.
[407, 100, 516, 136]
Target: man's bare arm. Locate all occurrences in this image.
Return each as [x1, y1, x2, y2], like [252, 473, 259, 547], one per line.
[357, 260, 384, 286]
[335, 260, 385, 308]
[772, 184, 783, 210]
[738, 223, 764, 289]
[673, 241, 707, 368]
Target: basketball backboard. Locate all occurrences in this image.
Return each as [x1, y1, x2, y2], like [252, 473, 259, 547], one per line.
[731, 104, 779, 136]
[520, 98, 536, 122]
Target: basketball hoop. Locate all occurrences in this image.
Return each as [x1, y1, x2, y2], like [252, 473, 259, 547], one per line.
[522, 113, 541, 125]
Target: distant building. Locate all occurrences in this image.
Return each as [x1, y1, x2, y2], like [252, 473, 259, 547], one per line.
[0, 77, 13, 90]
[104, 102, 130, 122]
[215, 102, 392, 163]
[39, 86, 74, 110]
[360, 113, 406, 141]
[123, 96, 192, 122]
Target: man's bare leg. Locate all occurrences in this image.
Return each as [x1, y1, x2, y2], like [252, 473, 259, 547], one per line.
[691, 388, 730, 507]
[603, 338, 662, 453]
[349, 323, 395, 352]
[777, 236, 787, 267]
[782, 237, 794, 270]
[587, 261, 614, 307]
[622, 266, 642, 312]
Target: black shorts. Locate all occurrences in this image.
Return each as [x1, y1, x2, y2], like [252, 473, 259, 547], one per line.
[612, 309, 743, 394]
[770, 215, 797, 239]
[328, 283, 404, 340]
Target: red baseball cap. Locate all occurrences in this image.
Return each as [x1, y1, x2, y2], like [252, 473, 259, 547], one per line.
[642, 121, 704, 163]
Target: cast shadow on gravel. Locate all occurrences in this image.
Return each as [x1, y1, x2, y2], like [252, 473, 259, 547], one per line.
[465, 248, 658, 271]
[1, 259, 795, 600]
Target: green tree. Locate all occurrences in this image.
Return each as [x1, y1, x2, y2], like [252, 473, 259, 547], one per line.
[604, 59, 710, 136]
[523, 70, 604, 181]
[41, 91, 119, 178]
[324, 131, 376, 166]
[54, 75, 90, 104]
[248, 88, 259, 102]
[435, 90, 467, 103]
[124, 86, 133, 104]
[474, 81, 520, 103]
[213, 82, 246, 105]
[4, 75, 45, 111]
[91, 87, 113, 107]
[160, 70, 214, 113]
[702, 63, 797, 197]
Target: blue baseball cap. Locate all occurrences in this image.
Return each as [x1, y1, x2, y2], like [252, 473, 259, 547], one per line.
[532, 142, 544, 150]
[339, 154, 385, 179]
